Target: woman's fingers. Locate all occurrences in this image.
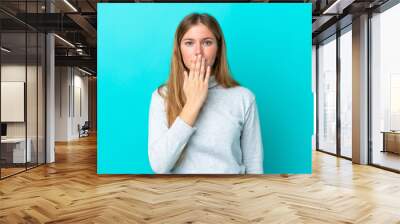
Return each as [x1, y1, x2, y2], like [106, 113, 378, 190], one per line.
[199, 57, 205, 81]
[188, 55, 208, 83]
[194, 55, 201, 79]
[182, 55, 209, 112]
[189, 55, 196, 80]
[205, 65, 211, 83]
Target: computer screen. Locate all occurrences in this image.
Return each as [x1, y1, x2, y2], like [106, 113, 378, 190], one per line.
[1, 123, 7, 137]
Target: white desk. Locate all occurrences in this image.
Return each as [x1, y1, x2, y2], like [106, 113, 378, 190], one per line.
[1, 138, 32, 163]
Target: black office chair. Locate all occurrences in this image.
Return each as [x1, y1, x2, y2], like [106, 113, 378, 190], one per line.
[78, 121, 90, 138]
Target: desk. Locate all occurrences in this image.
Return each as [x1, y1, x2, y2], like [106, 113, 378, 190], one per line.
[381, 131, 400, 154]
[1, 138, 32, 163]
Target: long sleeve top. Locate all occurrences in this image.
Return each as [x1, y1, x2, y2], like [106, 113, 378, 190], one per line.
[148, 75, 264, 174]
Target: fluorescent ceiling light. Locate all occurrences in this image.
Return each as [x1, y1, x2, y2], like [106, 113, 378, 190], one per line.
[1, 47, 11, 53]
[78, 67, 93, 76]
[323, 0, 354, 15]
[54, 34, 75, 48]
[63, 0, 78, 12]
[323, 0, 341, 14]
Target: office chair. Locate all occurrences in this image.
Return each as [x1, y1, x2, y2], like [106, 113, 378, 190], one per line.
[79, 121, 90, 138]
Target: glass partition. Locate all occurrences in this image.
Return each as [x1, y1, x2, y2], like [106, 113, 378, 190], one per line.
[1, 30, 28, 177]
[0, 1, 46, 179]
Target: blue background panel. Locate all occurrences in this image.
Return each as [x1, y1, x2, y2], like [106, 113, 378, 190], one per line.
[98, 3, 313, 174]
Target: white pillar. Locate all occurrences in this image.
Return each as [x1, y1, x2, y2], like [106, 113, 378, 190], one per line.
[46, 1, 55, 163]
[352, 14, 369, 164]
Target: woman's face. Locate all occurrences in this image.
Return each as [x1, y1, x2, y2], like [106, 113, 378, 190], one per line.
[180, 23, 218, 72]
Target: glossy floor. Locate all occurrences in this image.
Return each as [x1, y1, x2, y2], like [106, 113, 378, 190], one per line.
[0, 135, 399, 223]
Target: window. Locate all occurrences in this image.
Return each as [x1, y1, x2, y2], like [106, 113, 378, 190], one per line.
[339, 27, 352, 158]
[317, 35, 337, 154]
[371, 2, 400, 171]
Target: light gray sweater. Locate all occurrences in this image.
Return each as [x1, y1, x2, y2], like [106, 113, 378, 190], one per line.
[148, 75, 264, 174]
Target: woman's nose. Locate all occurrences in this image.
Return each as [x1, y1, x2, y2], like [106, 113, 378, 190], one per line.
[195, 43, 203, 55]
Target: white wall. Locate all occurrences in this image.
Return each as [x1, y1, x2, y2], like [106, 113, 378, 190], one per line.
[55, 67, 89, 141]
[72, 73, 89, 138]
[55, 66, 70, 141]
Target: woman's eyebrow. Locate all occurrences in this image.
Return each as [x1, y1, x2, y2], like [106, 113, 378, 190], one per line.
[182, 37, 215, 41]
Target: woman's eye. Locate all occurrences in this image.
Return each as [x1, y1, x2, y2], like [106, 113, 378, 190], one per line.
[203, 41, 213, 46]
[184, 42, 193, 46]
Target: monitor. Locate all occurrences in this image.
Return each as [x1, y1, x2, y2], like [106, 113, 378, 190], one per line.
[1, 123, 7, 137]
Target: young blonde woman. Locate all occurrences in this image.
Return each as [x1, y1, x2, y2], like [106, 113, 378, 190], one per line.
[148, 13, 263, 174]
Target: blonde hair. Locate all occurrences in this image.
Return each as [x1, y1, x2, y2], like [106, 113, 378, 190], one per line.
[159, 13, 239, 127]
